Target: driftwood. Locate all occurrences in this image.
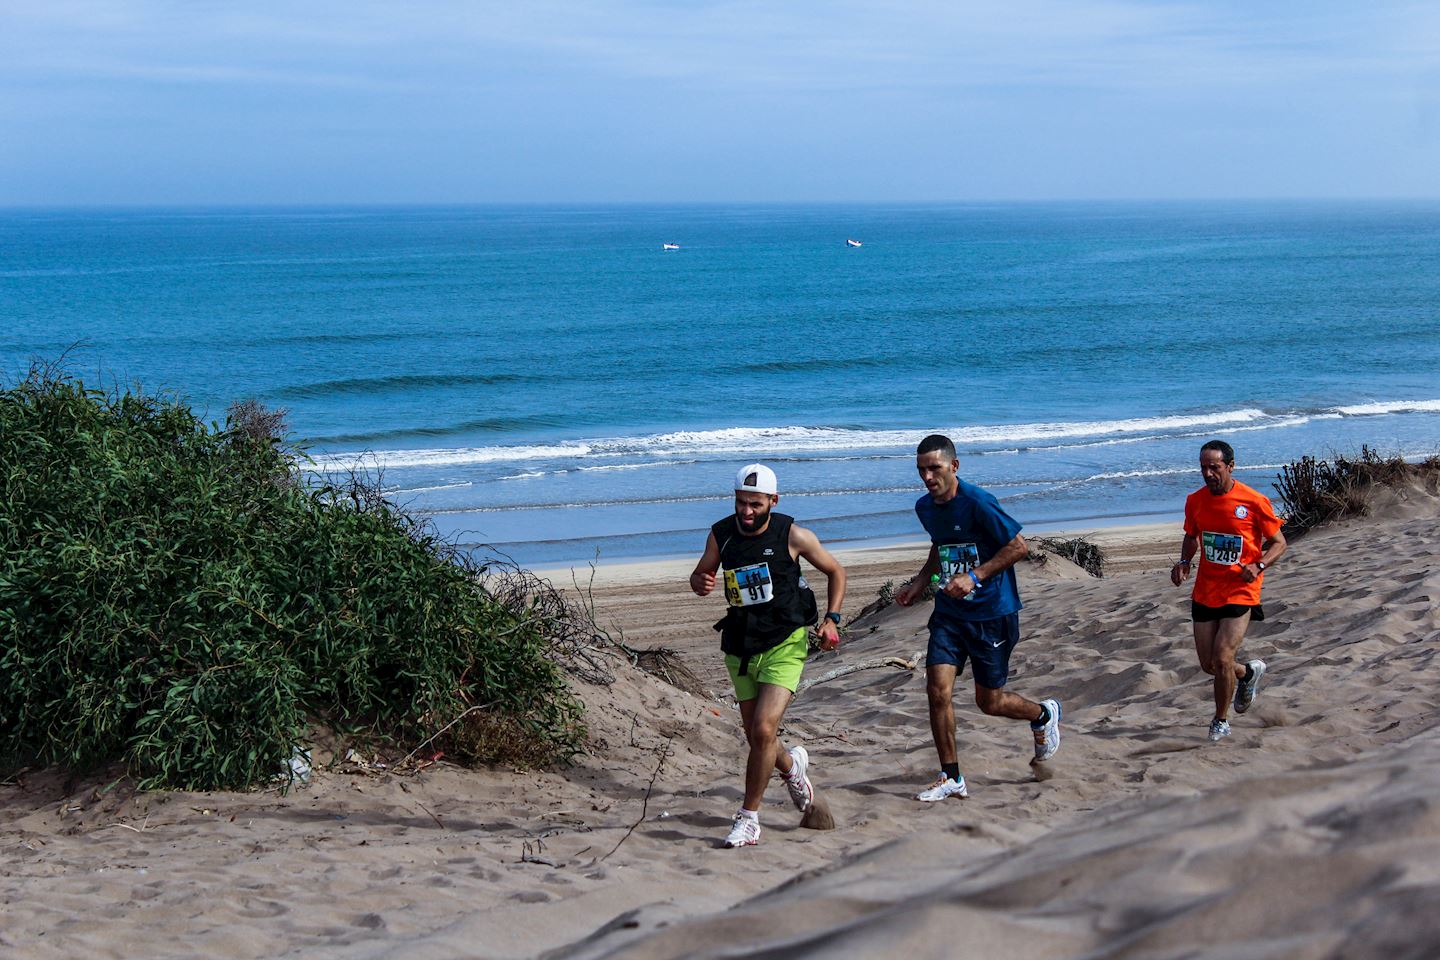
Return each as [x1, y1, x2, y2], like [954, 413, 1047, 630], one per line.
[797, 650, 926, 693]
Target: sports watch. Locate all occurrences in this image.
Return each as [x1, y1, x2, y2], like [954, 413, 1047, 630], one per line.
[1256, 561, 1267, 571]
[824, 612, 842, 625]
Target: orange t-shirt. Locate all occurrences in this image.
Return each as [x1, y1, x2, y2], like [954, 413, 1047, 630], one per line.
[1182, 480, 1283, 607]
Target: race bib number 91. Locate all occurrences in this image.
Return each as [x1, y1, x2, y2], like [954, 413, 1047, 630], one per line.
[724, 563, 773, 607]
[938, 543, 979, 582]
[1201, 531, 1244, 565]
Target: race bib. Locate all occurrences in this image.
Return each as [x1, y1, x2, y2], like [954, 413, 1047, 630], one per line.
[724, 562, 773, 607]
[938, 543, 979, 583]
[1202, 531, 1244, 565]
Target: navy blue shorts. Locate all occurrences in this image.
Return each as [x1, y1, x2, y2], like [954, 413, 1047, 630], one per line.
[926, 612, 1021, 689]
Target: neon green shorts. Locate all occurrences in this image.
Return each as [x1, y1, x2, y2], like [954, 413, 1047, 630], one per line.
[725, 626, 809, 701]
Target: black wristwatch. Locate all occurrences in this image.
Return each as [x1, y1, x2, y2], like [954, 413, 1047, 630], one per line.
[824, 612, 842, 625]
[1256, 561, 1267, 571]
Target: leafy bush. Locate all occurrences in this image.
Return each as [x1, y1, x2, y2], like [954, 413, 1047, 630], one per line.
[0, 368, 585, 790]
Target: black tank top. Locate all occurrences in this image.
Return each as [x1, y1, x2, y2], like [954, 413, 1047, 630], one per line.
[711, 513, 813, 656]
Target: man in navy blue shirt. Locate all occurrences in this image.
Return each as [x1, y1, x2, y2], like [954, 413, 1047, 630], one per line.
[894, 434, 1061, 801]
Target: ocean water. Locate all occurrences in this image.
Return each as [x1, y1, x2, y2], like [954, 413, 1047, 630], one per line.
[3, 202, 1438, 567]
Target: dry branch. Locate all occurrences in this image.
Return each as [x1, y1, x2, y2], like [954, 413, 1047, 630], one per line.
[797, 651, 925, 693]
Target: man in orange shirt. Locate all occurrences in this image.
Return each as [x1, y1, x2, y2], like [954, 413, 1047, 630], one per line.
[1171, 440, 1287, 741]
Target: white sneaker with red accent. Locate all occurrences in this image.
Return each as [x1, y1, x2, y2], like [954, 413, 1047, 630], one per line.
[723, 812, 761, 848]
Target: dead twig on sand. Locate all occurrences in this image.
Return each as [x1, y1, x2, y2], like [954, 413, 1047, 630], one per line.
[797, 651, 925, 693]
[415, 800, 447, 830]
[103, 817, 150, 834]
[601, 738, 673, 862]
[520, 838, 557, 867]
[799, 731, 852, 744]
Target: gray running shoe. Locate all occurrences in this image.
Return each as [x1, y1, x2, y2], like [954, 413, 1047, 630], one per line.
[1032, 698, 1062, 762]
[783, 745, 814, 812]
[916, 772, 968, 802]
[1234, 659, 1267, 714]
[1209, 718, 1232, 741]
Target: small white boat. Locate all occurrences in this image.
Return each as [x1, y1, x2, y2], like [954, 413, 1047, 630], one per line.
[662, 243, 680, 251]
[846, 239, 862, 248]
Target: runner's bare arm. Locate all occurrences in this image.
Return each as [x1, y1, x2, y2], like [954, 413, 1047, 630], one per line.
[895, 544, 941, 606]
[1239, 529, 1287, 583]
[975, 533, 1027, 580]
[690, 533, 721, 597]
[945, 533, 1028, 599]
[1262, 529, 1287, 564]
[791, 524, 847, 650]
[1171, 534, 1199, 586]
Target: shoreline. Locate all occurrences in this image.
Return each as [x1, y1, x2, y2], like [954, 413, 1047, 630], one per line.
[532, 515, 1183, 588]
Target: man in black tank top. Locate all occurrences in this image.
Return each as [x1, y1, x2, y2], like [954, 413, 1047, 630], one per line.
[690, 464, 847, 848]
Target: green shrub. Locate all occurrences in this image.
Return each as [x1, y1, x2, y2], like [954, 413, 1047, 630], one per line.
[0, 367, 584, 790]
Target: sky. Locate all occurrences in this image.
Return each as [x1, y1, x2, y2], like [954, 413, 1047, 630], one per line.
[2, 1, 1438, 204]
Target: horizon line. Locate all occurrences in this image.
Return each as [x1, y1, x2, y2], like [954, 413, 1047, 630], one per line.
[4, 195, 1440, 212]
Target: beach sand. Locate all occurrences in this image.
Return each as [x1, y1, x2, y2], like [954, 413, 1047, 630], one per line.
[4, 493, 1439, 959]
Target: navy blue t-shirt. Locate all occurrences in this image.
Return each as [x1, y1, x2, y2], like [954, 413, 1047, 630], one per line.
[915, 478, 1024, 622]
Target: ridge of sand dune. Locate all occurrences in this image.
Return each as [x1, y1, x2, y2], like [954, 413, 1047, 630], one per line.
[558, 726, 1440, 960]
[2, 501, 1437, 959]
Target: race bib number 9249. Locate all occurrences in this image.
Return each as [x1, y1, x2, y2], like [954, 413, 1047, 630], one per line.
[1201, 531, 1244, 565]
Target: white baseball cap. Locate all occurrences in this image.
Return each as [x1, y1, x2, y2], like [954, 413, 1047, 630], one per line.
[735, 463, 778, 495]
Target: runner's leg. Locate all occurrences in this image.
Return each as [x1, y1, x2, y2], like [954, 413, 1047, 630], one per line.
[973, 684, 1043, 721]
[739, 697, 794, 777]
[926, 663, 959, 767]
[741, 682, 793, 811]
[1208, 613, 1251, 721]
[966, 614, 1043, 722]
[1192, 618, 1219, 673]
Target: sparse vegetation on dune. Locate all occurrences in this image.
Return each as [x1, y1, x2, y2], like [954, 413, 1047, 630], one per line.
[1276, 446, 1440, 535]
[0, 366, 596, 791]
[1030, 537, 1106, 578]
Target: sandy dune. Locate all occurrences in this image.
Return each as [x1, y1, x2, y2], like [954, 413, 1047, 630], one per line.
[3, 492, 1438, 959]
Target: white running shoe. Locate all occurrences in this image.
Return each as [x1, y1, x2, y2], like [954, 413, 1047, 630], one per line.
[915, 772, 968, 802]
[723, 813, 761, 848]
[1234, 659, 1267, 714]
[783, 745, 814, 813]
[1209, 718, 1231, 742]
[1032, 698, 1062, 762]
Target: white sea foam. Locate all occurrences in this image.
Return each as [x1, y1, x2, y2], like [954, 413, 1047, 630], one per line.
[575, 460, 692, 474]
[1071, 463, 1290, 484]
[309, 401, 1437, 473]
[310, 408, 1279, 470]
[1335, 399, 1440, 416]
[1042, 415, 1321, 453]
[385, 481, 474, 495]
[1079, 467, 1201, 481]
[309, 443, 595, 470]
